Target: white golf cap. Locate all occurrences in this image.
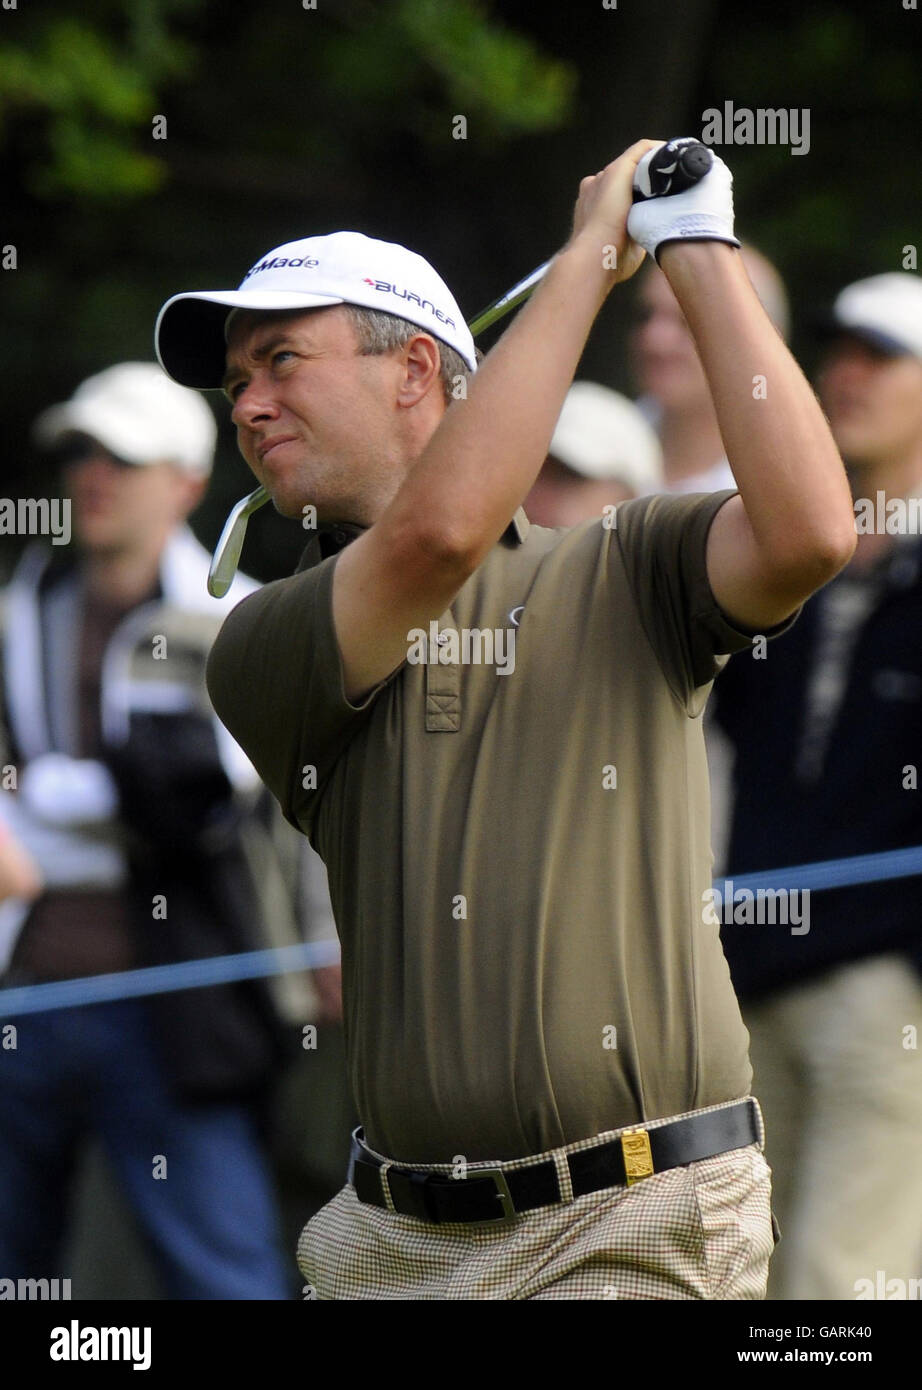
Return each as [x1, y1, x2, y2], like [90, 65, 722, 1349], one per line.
[33, 362, 217, 477]
[829, 273, 922, 360]
[549, 381, 663, 495]
[155, 230, 476, 388]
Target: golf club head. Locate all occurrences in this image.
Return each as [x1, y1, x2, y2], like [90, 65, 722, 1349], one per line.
[207, 484, 270, 598]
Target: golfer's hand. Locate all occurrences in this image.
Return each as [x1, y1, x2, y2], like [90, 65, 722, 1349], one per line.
[569, 138, 662, 285]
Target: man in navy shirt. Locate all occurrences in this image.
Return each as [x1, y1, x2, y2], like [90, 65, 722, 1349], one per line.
[713, 273, 922, 1300]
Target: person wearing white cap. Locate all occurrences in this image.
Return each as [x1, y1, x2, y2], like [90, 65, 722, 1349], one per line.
[523, 381, 663, 528]
[33, 361, 219, 480]
[155, 140, 858, 1300]
[630, 243, 790, 495]
[711, 270, 922, 1299]
[0, 363, 300, 1298]
[628, 246, 791, 879]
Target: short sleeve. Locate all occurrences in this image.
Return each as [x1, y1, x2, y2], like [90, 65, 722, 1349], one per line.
[613, 489, 799, 712]
[206, 553, 393, 827]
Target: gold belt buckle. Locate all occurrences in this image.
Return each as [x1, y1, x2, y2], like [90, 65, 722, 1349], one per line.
[620, 1128, 654, 1186]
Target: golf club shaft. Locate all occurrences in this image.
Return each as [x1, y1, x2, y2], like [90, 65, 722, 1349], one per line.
[468, 260, 550, 338]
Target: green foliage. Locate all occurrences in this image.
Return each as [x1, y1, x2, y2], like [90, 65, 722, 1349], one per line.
[3, 0, 918, 578]
[694, 0, 920, 367]
[0, 0, 573, 202]
[0, 6, 192, 198]
[396, 0, 575, 135]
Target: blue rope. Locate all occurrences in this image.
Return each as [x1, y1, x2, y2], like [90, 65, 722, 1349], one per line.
[713, 843, 922, 895]
[3, 843, 922, 1018]
[0, 939, 341, 1018]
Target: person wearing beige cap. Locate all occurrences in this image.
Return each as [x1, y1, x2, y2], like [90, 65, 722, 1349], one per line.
[712, 270, 922, 1299]
[0, 362, 300, 1298]
[524, 381, 663, 528]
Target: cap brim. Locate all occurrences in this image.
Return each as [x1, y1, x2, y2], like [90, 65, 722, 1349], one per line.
[813, 312, 908, 357]
[33, 402, 83, 449]
[32, 403, 148, 465]
[155, 289, 346, 389]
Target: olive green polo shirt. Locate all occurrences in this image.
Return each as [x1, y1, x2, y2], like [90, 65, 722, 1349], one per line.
[207, 488, 793, 1163]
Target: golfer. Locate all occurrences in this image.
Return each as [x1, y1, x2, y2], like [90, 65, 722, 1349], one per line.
[155, 139, 856, 1299]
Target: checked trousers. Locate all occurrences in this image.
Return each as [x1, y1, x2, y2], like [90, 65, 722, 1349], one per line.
[297, 1096, 775, 1300]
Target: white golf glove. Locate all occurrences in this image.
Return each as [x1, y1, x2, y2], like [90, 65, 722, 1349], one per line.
[627, 139, 740, 262]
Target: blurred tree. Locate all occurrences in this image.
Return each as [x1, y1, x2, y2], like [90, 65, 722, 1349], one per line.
[0, 0, 577, 577]
[2, 0, 917, 581]
[0, 2, 194, 198]
[692, 0, 921, 378]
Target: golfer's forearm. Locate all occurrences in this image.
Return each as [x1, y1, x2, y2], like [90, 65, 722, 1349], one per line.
[661, 242, 855, 574]
[388, 233, 612, 564]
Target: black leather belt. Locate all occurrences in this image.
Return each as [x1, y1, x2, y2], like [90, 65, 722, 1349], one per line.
[348, 1098, 761, 1224]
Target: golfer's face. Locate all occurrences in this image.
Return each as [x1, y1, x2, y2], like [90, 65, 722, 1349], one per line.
[630, 265, 709, 412]
[63, 448, 193, 554]
[817, 337, 922, 472]
[224, 306, 395, 520]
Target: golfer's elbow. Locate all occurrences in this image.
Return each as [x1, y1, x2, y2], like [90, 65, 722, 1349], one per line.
[397, 512, 487, 585]
[768, 515, 857, 596]
[819, 520, 858, 575]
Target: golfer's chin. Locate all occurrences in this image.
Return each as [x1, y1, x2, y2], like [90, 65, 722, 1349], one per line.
[260, 470, 318, 521]
[258, 462, 350, 524]
[269, 487, 309, 520]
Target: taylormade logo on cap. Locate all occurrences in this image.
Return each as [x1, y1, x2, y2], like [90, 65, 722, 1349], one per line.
[238, 246, 459, 329]
[237, 236, 461, 331]
[243, 254, 320, 277]
[155, 231, 476, 389]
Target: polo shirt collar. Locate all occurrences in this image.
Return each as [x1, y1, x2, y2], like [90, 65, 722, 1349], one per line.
[295, 507, 530, 574]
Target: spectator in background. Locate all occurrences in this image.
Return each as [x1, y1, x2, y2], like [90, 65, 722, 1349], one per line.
[0, 820, 42, 906]
[523, 380, 663, 527]
[0, 363, 299, 1299]
[627, 245, 790, 872]
[712, 273, 922, 1299]
[631, 244, 790, 494]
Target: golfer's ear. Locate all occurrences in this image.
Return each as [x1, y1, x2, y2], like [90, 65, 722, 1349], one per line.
[397, 333, 441, 406]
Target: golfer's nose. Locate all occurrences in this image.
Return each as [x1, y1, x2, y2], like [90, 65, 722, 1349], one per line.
[231, 375, 279, 428]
